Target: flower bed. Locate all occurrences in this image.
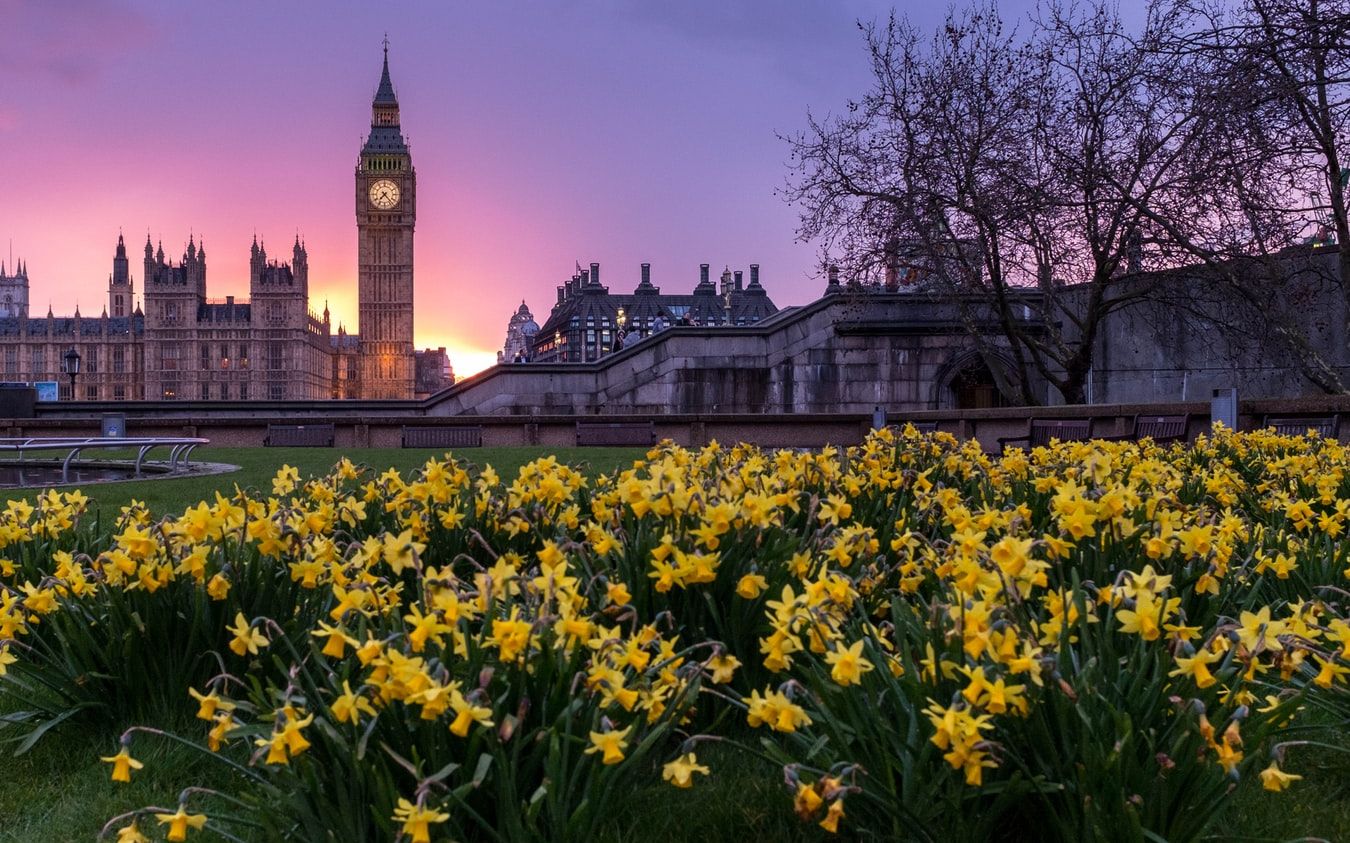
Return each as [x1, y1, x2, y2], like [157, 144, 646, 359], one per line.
[1, 426, 1348, 841]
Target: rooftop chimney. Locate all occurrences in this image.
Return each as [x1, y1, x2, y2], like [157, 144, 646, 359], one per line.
[749, 264, 760, 288]
[700, 264, 710, 285]
[590, 262, 600, 287]
[733, 270, 743, 291]
[557, 285, 565, 303]
[827, 264, 840, 287]
[641, 263, 651, 286]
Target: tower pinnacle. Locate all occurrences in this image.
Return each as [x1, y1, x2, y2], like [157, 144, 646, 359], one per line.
[374, 39, 398, 107]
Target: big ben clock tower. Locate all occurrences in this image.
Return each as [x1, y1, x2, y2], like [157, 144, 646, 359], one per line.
[356, 39, 416, 399]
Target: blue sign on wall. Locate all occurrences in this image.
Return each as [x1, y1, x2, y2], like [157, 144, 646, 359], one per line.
[33, 381, 58, 401]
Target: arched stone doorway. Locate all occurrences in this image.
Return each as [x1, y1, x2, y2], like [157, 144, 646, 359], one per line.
[950, 362, 1006, 409]
[933, 351, 1013, 410]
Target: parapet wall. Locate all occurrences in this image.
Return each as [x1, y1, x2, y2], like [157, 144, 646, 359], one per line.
[18, 397, 1350, 452]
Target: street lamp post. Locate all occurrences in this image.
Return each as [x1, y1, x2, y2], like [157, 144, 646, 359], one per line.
[64, 346, 81, 400]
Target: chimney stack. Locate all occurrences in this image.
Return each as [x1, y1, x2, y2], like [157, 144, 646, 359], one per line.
[733, 270, 743, 291]
[557, 285, 565, 303]
[828, 264, 840, 287]
[749, 264, 760, 287]
[590, 262, 600, 287]
[641, 263, 651, 286]
[700, 264, 709, 286]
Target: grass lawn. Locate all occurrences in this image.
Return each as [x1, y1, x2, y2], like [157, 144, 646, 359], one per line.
[1, 446, 646, 517]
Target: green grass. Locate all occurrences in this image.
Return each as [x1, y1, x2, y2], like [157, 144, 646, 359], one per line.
[4, 717, 1349, 843]
[0, 715, 224, 843]
[1, 446, 646, 516]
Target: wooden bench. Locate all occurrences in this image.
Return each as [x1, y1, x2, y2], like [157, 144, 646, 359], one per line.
[576, 421, 656, 446]
[401, 425, 483, 448]
[1262, 415, 1339, 438]
[264, 423, 335, 447]
[997, 418, 1092, 451]
[1100, 414, 1190, 445]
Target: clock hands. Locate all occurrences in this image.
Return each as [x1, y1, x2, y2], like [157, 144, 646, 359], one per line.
[370, 181, 399, 208]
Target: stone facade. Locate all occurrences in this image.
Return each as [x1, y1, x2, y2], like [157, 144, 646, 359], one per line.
[432, 290, 1039, 416]
[1086, 246, 1350, 403]
[136, 233, 333, 400]
[529, 262, 778, 362]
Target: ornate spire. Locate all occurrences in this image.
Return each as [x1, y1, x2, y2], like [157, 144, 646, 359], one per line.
[374, 36, 398, 106]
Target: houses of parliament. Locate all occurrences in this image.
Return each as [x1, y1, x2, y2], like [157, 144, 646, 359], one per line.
[0, 45, 448, 402]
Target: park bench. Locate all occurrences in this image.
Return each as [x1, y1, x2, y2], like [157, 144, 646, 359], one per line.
[401, 425, 483, 448]
[1100, 414, 1190, 445]
[997, 418, 1092, 451]
[576, 421, 656, 446]
[264, 423, 335, 448]
[1262, 415, 1339, 438]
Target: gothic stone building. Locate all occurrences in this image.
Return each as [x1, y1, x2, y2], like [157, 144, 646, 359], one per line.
[0, 47, 428, 402]
[527, 262, 778, 362]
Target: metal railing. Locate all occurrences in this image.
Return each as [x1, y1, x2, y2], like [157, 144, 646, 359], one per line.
[0, 437, 209, 483]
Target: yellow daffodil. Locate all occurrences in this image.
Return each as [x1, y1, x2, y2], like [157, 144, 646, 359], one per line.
[153, 805, 207, 841]
[661, 752, 709, 788]
[1259, 761, 1302, 791]
[585, 725, 633, 765]
[392, 798, 450, 843]
[825, 640, 874, 687]
[100, 746, 144, 783]
[227, 612, 268, 656]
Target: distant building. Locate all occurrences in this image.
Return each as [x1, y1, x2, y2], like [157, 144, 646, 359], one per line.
[414, 347, 454, 396]
[498, 301, 540, 362]
[530, 262, 777, 362]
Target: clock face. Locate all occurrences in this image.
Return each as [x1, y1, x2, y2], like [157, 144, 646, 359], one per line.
[369, 179, 400, 210]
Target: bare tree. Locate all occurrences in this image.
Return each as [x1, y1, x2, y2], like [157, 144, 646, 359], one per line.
[1128, 0, 1350, 392]
[785, 1, 1211, 405]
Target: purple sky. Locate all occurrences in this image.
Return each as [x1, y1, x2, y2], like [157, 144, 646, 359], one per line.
[4, 0, 1035, 373]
